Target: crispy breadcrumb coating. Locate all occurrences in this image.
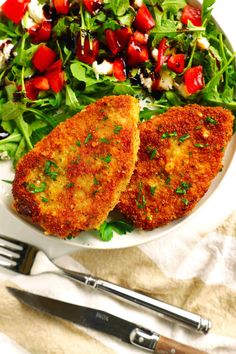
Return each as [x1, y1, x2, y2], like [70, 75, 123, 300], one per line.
[117, 104, 233, 230]
[12, 95, 140, 238]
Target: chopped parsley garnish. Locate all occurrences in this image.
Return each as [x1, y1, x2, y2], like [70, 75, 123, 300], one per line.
[194, 143, 209, 148]
[93, 177, 100, 185]
[76, 140, 81, 147]
[42, 197, 49, 203]
[179, 134, 190, 143]
[162, 131, 177, 139]
[175, 182, 191, 195]
[135, 182, 147, 209]
[44, 160, 59, 181]
[147, 146, 157, 160]
[84, 133, 93, 144]
[27, 182, 47, 194]
[205, 116, 218, 125]
[1, 179, 13, 184]
[102, 115, 109, 121]
[150, 185, 156, 196]
[98, 220, 134, 242]
[114, 126, 122, 134]
[182, 198, 189, 206]
[66, 182, 75, 188]
[165, 176, 171, 185]
[100, 154, 111, 163]
[100, 137, 110, 144]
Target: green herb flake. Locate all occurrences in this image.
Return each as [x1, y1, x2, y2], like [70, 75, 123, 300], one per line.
[41, 197, 49, 203]
[179, 134, 190, 143]
[165, 176, 171, 185]
[1, 179, 13, 184]
[102, 115, 109, 121]
[93, 177, 100, 185]
[135, 182, 147, 209]
[175, 182, 191, 195]
[27, 182, 47, 194]
[194, 143, 207, 148]
[150, 185, 156, 196]
[84, 133, 93, 144]
[100, 154, 111, 163]
[66, 182, 75, 188]
[76, 140, 81, 147]
[114, 125, 122, 134]
[44, 160, 59, 181]
[162, 131, 177, 139]
[100, 137, 110, 144]
[147, 146, 157, 160]
[182, 198, 189, 206]
[205, 116, 218, 125]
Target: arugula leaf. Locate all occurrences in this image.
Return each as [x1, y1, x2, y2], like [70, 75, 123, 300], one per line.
[202, 0, 216, 24]
[161, 0, 187, 15]
[98, 221, 113, 242]
[65, 84, 80, 111]
[110, 0, 130, 16]
[0, 129, 21, 145]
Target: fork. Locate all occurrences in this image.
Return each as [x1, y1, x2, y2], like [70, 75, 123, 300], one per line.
[0, 233, 211, 334]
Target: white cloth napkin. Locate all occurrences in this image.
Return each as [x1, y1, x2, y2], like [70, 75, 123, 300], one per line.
[1, 211, 236, 354]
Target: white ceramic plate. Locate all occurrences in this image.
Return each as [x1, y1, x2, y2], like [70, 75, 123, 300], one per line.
[1, 0, 236, 256]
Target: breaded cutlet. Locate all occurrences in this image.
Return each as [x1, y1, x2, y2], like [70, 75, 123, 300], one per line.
[12, 95, 140, 238]
[117, 104, 234, 230]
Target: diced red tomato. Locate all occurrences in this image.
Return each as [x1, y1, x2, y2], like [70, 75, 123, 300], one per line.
[113, 58, 126, 81]
[127, 37, 149, 67]
[29, 21, 52, 44]
[133, 31, 148, 45]
[155, 38, 169, 73]
[105, 29, 120, 55]
[31, 76, 50, 90]
[45, 59, 65, 93]
[24, 79, 40, 100]
[32, 45, 57, 72]
[53, 0, 69, 14]
[76, 37, 99, 65]
[184, 65, 204, 94]
[1, 0, 30, 24]
[134, 5, 155, 33]
[83, 0, 102, 14]
[181, 5, 202, 27]
[167, 54, 185, 74]
[115, 27, 133, 49]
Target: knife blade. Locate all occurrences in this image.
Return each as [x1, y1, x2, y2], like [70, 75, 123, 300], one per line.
[7, 287, 208, 354]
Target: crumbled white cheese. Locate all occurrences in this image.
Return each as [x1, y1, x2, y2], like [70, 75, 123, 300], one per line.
[158, 71, 174, 91]
[28, 0, 45, 24]
[21, 12, 36, 30]
[151, 48, 158, 61]
[92, 60, 113, 79]
[0, 39, 14, 69]
[134, 0, 143, 7]
[140, 74, 153, 93]
[196, 37, 210, 51]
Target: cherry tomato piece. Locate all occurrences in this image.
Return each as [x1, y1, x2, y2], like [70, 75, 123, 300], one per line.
[53, 0, 69, 14]
[24, 80, 40, 100]
[155, 38, 169, 73]
[105, 29, 121, 55]
[1, 0, 30, 24]
[29, 21, 52, 44]
[76, 37, 99, 65]
[113, 58, 126, 81]
[32, 45, 57, 72]
[184, 65, 204, 94]
[45, 59, 65, 93]
[181, 5, 202, 27]
[115, 27, 133, 49]
[133, 31, 148, 45]
[127, 37, 149, 67]
[83, 0, 102, 14]
[31, 76, 50, 90]
[134, 5, 155, 32]
[167, 54, 185, 74]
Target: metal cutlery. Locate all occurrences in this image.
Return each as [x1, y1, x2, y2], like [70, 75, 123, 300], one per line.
[7, 286, 208, 354]
[0, 234, 211, 334]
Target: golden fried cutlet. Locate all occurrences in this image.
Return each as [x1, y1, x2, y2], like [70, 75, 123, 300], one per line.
[117, 104, 234, 230]
[12, 95, 140, 238]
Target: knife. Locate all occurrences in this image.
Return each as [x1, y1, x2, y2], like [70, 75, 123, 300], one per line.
[7, 287, 208, 354]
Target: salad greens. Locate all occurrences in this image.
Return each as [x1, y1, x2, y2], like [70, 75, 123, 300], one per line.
[0, 0, 236, 241]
